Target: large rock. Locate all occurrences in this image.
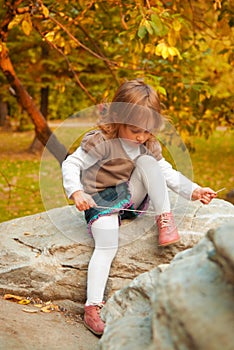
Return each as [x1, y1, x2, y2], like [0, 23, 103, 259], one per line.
[0, 196, 233, 310]
[98, 222, 234, 350]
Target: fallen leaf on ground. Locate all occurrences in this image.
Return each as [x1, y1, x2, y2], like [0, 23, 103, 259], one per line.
[4, 294, 24, 302]
[22, 308, 39, 313]
[41, 304, 59, 313]
[3, 294, 60, 314]
[18, 299, 31, 305]
[4, 294, 31, 305]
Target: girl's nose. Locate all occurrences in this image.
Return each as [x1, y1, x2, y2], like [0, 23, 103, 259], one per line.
[136, 134, 144, 142]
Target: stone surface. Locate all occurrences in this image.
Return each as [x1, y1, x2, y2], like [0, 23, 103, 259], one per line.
[0, 196, 233, 309]
[98, 222, 234, 350]
[0, 296, 98, 350]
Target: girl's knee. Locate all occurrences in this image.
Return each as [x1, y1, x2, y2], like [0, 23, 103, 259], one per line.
[91, 213, 119, 230]
[91, 213, 119, 250]
[136, 155, 158, 168]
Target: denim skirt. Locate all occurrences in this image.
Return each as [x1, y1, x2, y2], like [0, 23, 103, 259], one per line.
[84, 182, 148, 234]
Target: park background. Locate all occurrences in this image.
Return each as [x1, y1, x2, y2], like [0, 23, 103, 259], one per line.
[0, 0, 233, 223]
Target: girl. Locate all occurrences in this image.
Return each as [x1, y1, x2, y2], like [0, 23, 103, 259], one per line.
[62, 79, 217, 336]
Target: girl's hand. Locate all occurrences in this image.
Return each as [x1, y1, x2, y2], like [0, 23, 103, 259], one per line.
[71, 190, 97, 211]
[192, 187, 217, 204]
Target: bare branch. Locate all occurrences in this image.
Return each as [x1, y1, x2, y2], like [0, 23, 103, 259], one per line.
[43, 13, 140, 75]
[52, 10, 119, 85]
[77, 23, 120, 85]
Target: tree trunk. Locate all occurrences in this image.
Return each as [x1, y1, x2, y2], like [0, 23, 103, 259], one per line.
[0, 44, 67, 165]
[40, 86, 49, 118]
[0, 95, 10, 128]
[29, 42, 50, 154]
[29, 86, 49, 154]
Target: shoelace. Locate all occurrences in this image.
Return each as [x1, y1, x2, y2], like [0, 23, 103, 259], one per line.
[158, 214, 174, 229]
[95, 302, 105, 313]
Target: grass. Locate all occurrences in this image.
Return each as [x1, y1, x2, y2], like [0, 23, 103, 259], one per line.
[191, 129, 234, 192]
[0, 131, 42, 222]
[0, 126, 233, 223]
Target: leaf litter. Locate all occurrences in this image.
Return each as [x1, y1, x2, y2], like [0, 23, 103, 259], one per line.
[3, 294, 61, 314]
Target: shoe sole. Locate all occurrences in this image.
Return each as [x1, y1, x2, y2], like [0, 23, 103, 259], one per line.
[158, 238, 180, 247]
[83, 320, 104, 336]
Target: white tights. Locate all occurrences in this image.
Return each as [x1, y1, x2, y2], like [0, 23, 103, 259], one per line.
[86, 155, 170, 305]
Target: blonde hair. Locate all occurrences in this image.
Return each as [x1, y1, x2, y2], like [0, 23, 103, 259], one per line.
[98, 78, 164, 139]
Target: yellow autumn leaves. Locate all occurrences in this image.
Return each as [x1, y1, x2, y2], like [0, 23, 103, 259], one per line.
[8, 4, 49, 36]
[137, 11, 183, 60]
[155, 42, 182, 60]
[4, 294, 60, 314]
[4, 294, 31, 304]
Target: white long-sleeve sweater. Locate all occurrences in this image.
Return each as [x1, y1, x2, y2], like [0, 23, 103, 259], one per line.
[62, 138, 199, 201]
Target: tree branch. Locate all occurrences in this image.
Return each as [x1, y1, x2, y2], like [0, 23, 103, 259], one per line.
[76, 23, 120, 85]
[34, 23, 97, 103]
[48, 15, 117, 66]
[42, 13, 140, 77]
[0, 0, 24, 41]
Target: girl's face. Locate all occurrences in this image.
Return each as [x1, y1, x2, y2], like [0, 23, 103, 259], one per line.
[118, 124, 151, 146]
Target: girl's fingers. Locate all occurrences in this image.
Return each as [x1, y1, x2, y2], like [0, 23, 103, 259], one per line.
[77, 199, 96, 211]
[201, 192, 216, 204]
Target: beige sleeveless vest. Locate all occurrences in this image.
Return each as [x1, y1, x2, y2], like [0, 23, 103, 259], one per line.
[80, 130, 162, 194]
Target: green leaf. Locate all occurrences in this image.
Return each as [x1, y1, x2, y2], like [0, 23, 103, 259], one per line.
[151, 14, 164, 35]
[137, 25, 147, 39]
[145, 20, 153, 35]
[150, 21, 161, 36]
[156, 86, 167, 96]
[151, 14, 163, 28]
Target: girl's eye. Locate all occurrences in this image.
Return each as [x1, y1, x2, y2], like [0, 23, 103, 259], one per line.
[129, 128, 139, 134]
[129, 127, 150, 136]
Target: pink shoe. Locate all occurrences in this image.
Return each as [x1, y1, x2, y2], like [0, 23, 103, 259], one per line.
[84, 302, 105, 336]
[156, 212, 180, 246]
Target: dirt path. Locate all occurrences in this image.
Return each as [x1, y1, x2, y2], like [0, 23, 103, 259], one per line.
[0, 297, 99, 350]
[0, 120, 99, 350]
